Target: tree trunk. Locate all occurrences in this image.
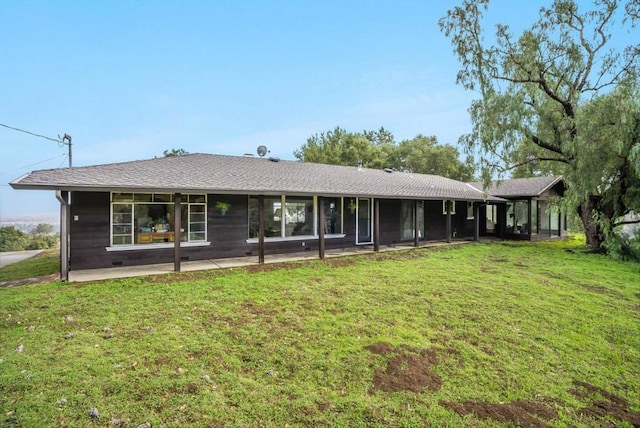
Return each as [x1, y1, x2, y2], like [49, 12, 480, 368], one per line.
[578, 196, 604, 252]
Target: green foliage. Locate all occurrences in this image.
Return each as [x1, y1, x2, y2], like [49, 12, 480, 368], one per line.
[0, 226, 27, 252]
[439, 0, 640, 252]
[396, 135, 475, 181]
[294, 127, 475, 180]
[1, 241, 639, 426]
[163, 148, 188, 157]
[0, 225, 59, 252]
[30, 223, 54, 236]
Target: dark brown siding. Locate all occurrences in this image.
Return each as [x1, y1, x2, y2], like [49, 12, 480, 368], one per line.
[69, 192, 111, 270]
[69, 192, 358, 270]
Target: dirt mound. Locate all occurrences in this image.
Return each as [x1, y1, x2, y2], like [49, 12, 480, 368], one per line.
[365, 343, 441, 393]
[569, 380, 640, 427]
[441, 400, 557, 428]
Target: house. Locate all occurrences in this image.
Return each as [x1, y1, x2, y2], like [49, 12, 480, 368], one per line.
[468, 176, 568, 240]
[10, 153, 564, 280]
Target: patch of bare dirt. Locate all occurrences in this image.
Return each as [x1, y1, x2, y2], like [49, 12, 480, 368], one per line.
[440, 400, 557, 428]
[323, 257, 358, 268]
[365, 343, 441, 393]
[581, 284, 625, 298]
[569, 380, 640, 427]
[0, 273, 59, 288]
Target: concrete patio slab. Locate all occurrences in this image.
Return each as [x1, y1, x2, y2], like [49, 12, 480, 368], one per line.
[68, 240, 474, 283]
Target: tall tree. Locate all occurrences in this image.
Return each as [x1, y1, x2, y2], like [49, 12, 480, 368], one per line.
[294, 126, 394, 169]
[396, 135, 476, 181]
[440, 0, 640, 251]
[294, 127, 476, 180]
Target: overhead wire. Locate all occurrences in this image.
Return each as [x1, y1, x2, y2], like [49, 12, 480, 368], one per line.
[0, 153, 66, 177]
[0, 122, 61, 143]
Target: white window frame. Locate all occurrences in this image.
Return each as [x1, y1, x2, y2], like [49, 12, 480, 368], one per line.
[442, 200, 456, 215]
[466, 202, 474, 220]
[108, 192, 208, 249]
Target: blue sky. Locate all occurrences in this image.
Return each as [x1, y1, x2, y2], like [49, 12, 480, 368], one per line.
[0, 0, 628, 218]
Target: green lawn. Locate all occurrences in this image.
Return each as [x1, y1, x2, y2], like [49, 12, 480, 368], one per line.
[0, 249, 59, 282]
[1, 239, 639, 427]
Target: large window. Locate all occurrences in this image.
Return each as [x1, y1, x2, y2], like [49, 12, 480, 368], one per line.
[249, 196, 342, 239]
[485, 204, 498, 234]
[323, 198, 343, 235]
[110, 193, 207, 246]
[506, 200, 529, 234]
[401, 200, 424, 240]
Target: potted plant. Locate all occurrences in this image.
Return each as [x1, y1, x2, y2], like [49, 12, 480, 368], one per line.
[348, 200, 357, 214]
[215, 201, 231, 215]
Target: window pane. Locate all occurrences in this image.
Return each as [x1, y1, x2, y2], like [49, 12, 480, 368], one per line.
[113, 225, 133, 235]
[112, 235, 132, 245]
[265, 197, 282, 237]
[285, 196, 314, 237]
[190, 213, 206, 223]
[357, 198, 372, 242]
[134, 194, 152, 202]
[190, 232, 206, 241]
[153, 194, 173, 202]
[248, 196, 259, 238]
[189, 194, 206, 203]
[531, 200, 538, 234]
[324, 198, 342, 234]
[112, 193, 133, 202]
[401, 201, 414, 240]
[190, 222, 206, 232]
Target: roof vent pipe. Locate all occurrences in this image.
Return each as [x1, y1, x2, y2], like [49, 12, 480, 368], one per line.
[269, 157, 280, 162]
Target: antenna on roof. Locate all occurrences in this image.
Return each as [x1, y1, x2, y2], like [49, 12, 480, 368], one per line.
[257, 145, 269, 157]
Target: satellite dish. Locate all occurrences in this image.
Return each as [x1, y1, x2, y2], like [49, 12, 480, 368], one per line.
[257, 145, 268, 157]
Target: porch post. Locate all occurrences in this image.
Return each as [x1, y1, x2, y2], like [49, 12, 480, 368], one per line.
[446, 200, 452, 243]
[413, 200, 419, 247]
[318, 197, 326, 259]
[474, 203, 480, 241]
[373, 198, 380, 252]
[56, 190, 69, 282]
[527, 200, 532, 237]
[258, 195, 265, 264]
[174, 193, 181, 272]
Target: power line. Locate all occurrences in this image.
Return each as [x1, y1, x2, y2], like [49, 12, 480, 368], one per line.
[0, 153, 66, 176]
[1, 122, 73, 168]
[0, 122, 61, 143]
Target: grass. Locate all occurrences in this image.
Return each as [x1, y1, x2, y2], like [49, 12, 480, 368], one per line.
[1, 238, 639, 427]
[0, 249, 59, 281]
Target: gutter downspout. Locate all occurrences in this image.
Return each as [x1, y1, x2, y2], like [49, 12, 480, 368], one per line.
[56, 190, 69, 282]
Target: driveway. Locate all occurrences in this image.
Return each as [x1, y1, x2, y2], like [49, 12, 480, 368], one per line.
[0, 250, 43, 268]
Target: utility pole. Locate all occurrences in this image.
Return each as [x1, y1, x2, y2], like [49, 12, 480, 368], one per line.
[61, 134, 72, 168]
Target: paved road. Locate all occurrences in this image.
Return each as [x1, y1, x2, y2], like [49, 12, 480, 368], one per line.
[0, 250, 43, 268]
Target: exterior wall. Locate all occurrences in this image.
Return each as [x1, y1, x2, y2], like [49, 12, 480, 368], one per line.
[69, 192, 484, 270]
[69, 192, 357, 270]
[423, 200, 475, 241]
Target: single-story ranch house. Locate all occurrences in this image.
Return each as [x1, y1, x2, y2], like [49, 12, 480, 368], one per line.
[10, 154, 567, 280]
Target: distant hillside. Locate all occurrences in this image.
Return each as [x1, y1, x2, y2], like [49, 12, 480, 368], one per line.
[0, 215, 59, 233]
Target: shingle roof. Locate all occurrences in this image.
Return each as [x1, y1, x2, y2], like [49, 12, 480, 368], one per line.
[11, 153, 504, 202]
[468, 176, 563, 198]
